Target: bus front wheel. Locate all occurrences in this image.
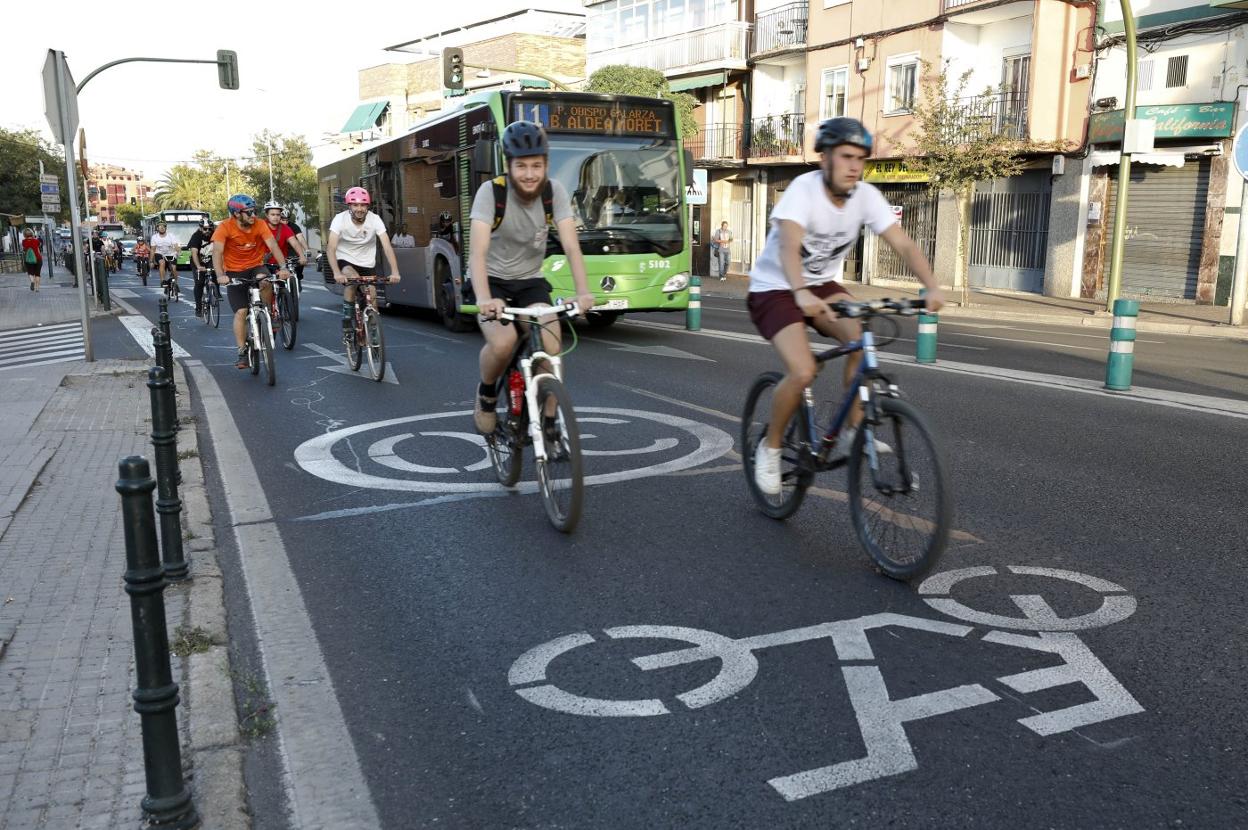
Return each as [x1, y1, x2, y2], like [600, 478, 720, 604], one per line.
[436, 258, 474, 333]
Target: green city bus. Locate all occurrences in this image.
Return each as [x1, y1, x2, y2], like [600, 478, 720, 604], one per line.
[317, 89, 691, 330]
[142, 209, 211, 268]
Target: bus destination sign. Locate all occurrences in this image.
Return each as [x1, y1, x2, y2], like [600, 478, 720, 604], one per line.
[513, 99, 674, 137]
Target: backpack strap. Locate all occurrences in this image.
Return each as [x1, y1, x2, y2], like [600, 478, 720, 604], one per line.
[542, 180, 554, 227]
[491, 176, 508, 231]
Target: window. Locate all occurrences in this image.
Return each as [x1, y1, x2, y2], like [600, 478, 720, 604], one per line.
[885, 53, 919, 114]
[820, 67, 848, 120]
[1166, 55, 1188, 88]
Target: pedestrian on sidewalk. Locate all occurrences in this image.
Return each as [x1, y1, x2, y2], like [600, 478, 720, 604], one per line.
[712, 221, 733, 280]
[21, 228, 42, 291]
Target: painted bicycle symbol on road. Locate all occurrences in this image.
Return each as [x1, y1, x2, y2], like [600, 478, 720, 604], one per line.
[508, 566, 1144, 800]
[294, 407, 733, 495]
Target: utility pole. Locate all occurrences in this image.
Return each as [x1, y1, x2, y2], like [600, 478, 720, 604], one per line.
[267, 136, 275, 202]
[1104, 0, 1142, 312]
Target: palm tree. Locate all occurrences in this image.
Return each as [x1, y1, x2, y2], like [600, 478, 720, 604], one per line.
[154, 166, 216, 210]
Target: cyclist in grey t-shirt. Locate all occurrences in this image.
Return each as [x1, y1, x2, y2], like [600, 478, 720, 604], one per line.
[467, 120, 595, 434]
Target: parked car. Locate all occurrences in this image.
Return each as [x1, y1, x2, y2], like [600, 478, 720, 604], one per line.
[118, 238, 137, 260]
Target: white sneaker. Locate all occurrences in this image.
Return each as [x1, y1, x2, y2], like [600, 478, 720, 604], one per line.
[754, 442, 782, 495]
[835, 426, 893, 458]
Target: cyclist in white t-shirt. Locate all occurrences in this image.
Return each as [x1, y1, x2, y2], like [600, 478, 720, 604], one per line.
[748, 117, 945, 496]
[327, 187, 400, 337]
[150, 222, 181, 290]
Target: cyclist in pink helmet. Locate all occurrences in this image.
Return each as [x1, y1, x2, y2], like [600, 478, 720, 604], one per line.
[328, 186, 401, 338]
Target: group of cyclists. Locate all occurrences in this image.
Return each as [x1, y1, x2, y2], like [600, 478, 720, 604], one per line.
[125, 114, 945, 541]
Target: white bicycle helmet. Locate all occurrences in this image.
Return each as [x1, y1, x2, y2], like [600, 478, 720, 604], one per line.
[263, 200, 283, 212]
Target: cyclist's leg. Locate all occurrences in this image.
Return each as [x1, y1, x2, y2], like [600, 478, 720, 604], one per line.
[339, 263, 360, 331]
[765, 323, 818, 449]
[811, 314, 866, 428]
[225, 277, 252, 367]
[193, 270, 206, 314]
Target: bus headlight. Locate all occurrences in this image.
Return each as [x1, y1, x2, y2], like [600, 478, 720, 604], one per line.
[662, 273, 689, 293]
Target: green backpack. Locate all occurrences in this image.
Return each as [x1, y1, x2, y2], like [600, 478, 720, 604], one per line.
[24, 246, 37, 265]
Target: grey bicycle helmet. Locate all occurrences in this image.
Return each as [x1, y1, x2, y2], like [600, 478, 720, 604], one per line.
[814, 117, 873, 155]
[501, 120, 549, 159]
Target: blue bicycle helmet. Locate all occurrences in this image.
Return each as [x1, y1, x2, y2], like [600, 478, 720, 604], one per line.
[814, 117, 873, 155]
[501, 120, 549, 160]
[227, 193, 257, 215]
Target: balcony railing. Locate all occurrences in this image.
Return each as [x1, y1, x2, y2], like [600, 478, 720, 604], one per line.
[748, 112, 805, 158]
[587, 21, 752, 75]
[943, 0, 997, 10]
[685, 124, 745, 161]
[944, 91, 1028, 143]
[752, 1, 808, 56]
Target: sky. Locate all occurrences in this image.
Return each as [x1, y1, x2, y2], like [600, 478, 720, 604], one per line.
[3, 0, 584, 183]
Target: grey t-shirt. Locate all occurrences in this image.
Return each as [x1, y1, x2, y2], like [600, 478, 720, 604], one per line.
[470, 179, 573, 281]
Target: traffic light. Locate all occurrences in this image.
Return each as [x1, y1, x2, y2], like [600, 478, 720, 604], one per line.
[217, 49, 239, 90]
[442, 48, 464, 91]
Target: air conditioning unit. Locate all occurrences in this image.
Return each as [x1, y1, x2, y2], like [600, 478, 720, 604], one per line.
[857, 58, 871, 72]
[1074, 64, 1091, 80]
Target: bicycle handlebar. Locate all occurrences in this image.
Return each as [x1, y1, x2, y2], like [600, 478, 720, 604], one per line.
[828, 297, 926, 318]
[459, 302, 582, 321]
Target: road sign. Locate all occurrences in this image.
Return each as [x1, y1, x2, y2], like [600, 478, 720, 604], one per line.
[1233, 123, 1248, 181]
[685, 168, 707, 206]
[41, 183, 60, 195]
[40, 174, 59, 185]
[25, 216, 51, 225]
[41, 50, 79, 146]
[42, 202, 62, 214]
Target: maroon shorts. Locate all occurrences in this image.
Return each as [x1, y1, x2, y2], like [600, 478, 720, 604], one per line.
[747, 281, 851, 340]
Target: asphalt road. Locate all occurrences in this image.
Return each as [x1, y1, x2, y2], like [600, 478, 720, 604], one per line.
[105, 264, 1248, 829]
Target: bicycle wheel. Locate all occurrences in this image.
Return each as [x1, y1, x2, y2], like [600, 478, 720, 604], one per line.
[248, 343, 259, 376]
[488, 392, 523, 488]
[345, 309, 363, 371]
[534, 376, 583, 533]
[260, 316, 276, 387]
[847, 397, 952, 581]
[207, 287, 220, 328]
[277, 289, 297, 350]
[363, 308, 385, 381]
[741, 372, 812, 520]
[289, 275, 300, 321]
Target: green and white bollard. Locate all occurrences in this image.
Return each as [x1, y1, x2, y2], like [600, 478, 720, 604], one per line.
[686, 274, 701, 331]
[916, 289, 938, 364]
[1105, 298, 1140, 391]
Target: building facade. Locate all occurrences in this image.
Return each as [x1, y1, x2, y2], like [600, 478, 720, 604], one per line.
[86, 165, 155, 227]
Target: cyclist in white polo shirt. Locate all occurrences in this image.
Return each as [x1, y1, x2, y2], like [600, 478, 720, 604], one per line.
[327, 187, 400, 338]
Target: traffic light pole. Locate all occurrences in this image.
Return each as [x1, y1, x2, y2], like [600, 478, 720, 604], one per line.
[76, 55, 233, 93]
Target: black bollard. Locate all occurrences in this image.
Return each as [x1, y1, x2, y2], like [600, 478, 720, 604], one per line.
[157, 298, 176, 397]
[148, 366, 188, 581]
[116, 456, 199, 830]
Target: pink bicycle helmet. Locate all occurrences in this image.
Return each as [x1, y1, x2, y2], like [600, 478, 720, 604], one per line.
[344, 187, 371, 205]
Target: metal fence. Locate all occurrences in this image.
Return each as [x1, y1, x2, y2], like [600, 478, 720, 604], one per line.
[748, 113, 805, 158]
[944, 92, 1029, 143]
[752, 2, 808, 56]
[685, 124, 745, 161]
[587, 22, 751, 75]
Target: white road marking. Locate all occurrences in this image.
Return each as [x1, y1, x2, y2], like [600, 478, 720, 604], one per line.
[944, 319, 1166, 343]
[118, 315, 190, 357]
[586, 336, 715, 362]
[302, 342, 399, 386]
[187, 361, 381, 828]
[368, 432, 491, 474]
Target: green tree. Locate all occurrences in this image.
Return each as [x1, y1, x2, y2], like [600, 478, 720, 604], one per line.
[0, 128, 70, 227]
[902, 62, 1060, 305]
[154, 164, 220, 211]
[239, 131, 318, 225]
[585, 65, 698, 140]
[116, 202, 143, 231]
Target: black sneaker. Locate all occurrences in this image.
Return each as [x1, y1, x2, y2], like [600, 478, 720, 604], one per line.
[235, 349, 249, 370]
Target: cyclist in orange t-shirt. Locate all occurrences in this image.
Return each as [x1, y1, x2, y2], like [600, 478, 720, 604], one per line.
[211, 193, 290, 369]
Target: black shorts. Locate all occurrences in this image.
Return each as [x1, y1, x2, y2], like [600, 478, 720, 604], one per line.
[747, 281, 852, 341]
[486, 276, 552, 310]
[337, 260, 377, 277]
[225, 266, 269, 312]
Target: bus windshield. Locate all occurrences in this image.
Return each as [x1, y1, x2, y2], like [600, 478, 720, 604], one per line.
[546, 135, 683, 258]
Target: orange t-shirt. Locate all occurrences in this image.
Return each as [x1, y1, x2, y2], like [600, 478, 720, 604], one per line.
[211, 217, 275, 272]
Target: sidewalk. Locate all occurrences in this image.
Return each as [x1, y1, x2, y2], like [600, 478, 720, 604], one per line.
[701, 273, 1248, 341]
[0, 333, 245, 823]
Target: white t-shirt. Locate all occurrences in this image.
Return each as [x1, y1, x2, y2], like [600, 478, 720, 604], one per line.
[748, 172, 897, 293]
[330, 210, 387, 267]
[150, 232, 179, 257]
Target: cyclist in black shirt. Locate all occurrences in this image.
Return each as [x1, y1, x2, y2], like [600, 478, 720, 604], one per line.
[187, 217, 217, 317]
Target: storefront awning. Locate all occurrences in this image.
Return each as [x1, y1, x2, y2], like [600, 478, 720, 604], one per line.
[341, 101, 389, 133]
[669, 72, 727, 92]
[1089, 143, 1222, 169]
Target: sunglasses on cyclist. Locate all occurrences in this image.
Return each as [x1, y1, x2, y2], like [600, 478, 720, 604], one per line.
[238, 209, 256, 217]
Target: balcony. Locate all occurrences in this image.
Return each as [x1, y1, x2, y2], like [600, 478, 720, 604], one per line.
[748, 112, 805, 159]
[586, 21, 752, 76]
[944, 91, 1029, 142]
[752, 1, 808, 57]
[685, 124, 746, 163]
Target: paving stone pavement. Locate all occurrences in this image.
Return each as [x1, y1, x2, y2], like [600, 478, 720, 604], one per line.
[0, 361, 196, 829]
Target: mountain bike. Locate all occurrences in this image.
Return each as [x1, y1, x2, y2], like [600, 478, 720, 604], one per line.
[462, 302, 584, 533]
[231, 277, 276, 387]
[343, 277, 386, 381]
[265, 263, 297, 350]
[161, 256, 180, 303]
[137, 256, 150, 285]
[201, 268, 221, 328]
[741, 297, 952, 581]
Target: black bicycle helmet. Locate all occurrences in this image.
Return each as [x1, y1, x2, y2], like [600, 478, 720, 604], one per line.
[501, 120, 549, 159]
[814, 117, 873, 155]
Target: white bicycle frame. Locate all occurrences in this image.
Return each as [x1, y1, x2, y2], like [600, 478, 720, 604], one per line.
[494, 303, 580, 463]
[233, 281, 272, 352]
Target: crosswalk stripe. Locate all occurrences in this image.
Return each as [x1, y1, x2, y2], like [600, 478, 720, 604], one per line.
[0, 346, 85, 367]
[0, 354, 85, 373]
[0, 336, 83, 357]
[0, 322, 81, 340]
[0, 330, 83, 348]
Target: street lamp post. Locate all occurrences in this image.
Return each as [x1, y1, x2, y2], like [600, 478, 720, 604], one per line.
[267, 136, 275, 202]
[1104, 0, 1139, 312]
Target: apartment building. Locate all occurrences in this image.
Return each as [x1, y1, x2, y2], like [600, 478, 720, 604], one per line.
[86, 165, 155, 225]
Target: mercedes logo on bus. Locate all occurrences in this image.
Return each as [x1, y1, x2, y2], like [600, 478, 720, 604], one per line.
[600, 276, 616, 292]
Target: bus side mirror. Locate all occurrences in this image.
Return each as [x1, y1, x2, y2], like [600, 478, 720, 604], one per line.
[473, 140, 498, 176]
[683, 149, 693, 188]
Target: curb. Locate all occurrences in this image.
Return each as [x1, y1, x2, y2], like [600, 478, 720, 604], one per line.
[168, 361, 250, 830]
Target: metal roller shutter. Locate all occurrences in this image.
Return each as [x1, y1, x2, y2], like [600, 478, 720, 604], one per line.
[1105, 159, 1208, 300]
